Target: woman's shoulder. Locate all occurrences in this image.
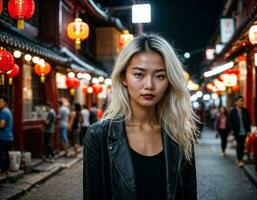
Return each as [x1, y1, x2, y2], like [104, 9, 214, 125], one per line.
[88, 119, 111, 135]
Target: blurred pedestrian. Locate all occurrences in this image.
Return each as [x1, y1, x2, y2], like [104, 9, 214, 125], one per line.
[69, 103, 81, 158]
[210, 104, 218, 130]
[228, 96, 251, 167]
[89, 103, 98, 124]
[216, 106, 229, 157]
[43, 102, 56, 162]
[0, 96, 13, 176]
[58, 100, 69, 156]
[80, 105, 90, 145]
[83, 34, 197, 199]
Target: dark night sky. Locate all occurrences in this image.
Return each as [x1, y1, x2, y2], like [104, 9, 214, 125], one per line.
[143, 0, 224, 78]
[98, 0, 224, 79]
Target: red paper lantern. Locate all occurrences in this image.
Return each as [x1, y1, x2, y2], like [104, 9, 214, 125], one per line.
[7, 64, 19, 85]
[224, 68, 240, 76]
[0, 50, 15, 85]
[92, 84, 103, 94]
[8, 0, 35, 30]
[0, 0, 3, 15]
[65, 77, 80, 95]
[232, 85, 240, 92]
[34, 62, 51, 82]
[0, 50, 15, 73]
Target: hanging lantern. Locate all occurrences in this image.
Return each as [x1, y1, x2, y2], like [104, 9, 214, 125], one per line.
[82, 85, 89, 95]
[34, 62, 51, 82]
[82, 85, 93, 94]
[119, 30, 133, 49]
[0, 0, 3, 15]
[232, 85, 240, 92]
[92, 84, 103, 94]
[224, 68, 240, 76]
[7, 64, 19, 85]
[65, 77, 80, 95]
[8, 0, 35, 30]
[249, 25, 257, 45]
[67, 18, 89, 50]
[0, 50, 15, 85]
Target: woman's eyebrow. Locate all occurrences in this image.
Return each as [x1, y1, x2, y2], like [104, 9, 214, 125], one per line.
[131, 67, 166, 72]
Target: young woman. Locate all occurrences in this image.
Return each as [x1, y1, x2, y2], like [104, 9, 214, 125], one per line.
[83, 34, 197, 200]
[69, 103, 81, 158]
[216, 106, 229, 157]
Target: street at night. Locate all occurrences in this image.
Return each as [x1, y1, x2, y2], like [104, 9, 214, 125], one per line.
[17, 129, 257, 200]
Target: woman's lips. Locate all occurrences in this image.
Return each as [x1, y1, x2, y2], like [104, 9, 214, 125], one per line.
[142, 94, 155, 100]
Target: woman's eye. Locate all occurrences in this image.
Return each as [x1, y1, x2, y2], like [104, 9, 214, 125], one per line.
[134, 73, 144, 78]
[156, 74, 166, 80]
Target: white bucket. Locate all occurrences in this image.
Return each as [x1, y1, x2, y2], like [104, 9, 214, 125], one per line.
[21, 152, 31, 168]
[8, 151, 21, 171]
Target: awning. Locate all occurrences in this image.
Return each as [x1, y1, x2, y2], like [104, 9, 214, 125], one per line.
[0, 29, 70, 66]
[60, 47, 108, 77]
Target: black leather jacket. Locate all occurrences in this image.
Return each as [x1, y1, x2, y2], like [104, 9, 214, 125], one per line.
[83, 118, 197, 200]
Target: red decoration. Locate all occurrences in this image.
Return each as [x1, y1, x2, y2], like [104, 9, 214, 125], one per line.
[7, 64, 19, 85]
[0, 50, 15, 73]
[238, 55, 246, 61]
[0, 50, 15, 85]
[34, 62, 51, 82]
[65, 77, 80, 95]
[224, 68, 240, 76]
[232, 85, 240, 92]
[92, 84, 103, 94]
[217, 75, 223, 82]
[0, 0, 3, 15]
[8, 0, 35, 30]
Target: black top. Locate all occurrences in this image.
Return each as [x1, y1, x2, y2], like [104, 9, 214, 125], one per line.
[72, 111, 81, 130]
[130, 147, 167, 200]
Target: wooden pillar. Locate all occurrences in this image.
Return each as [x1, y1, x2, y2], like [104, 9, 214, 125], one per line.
[246, 53, 255, 123]
[13, 60, 23, 151]
[44, 67, 59, 150]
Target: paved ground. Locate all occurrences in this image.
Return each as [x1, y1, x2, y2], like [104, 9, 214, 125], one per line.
[196, 128, 257, 200]
[19, 128, 257, 200]
[19, 161, 83, 200]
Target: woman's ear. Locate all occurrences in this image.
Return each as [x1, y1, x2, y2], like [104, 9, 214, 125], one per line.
[122, 78, 127, 86]
[121, 73, 127, 86]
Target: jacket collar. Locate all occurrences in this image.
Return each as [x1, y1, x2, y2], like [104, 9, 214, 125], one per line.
[107, 117, 180, 200]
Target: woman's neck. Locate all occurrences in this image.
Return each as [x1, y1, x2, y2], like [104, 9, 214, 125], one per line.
[128, 101, 158, 126]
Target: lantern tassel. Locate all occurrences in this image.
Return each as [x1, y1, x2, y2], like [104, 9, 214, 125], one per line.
[40, 76, 45, 83]
[1, 74, 4, 85]
[9, 78, 13, 85]
[17, 17, 24, 30]
[75, 40, 81, 50]
[70, 88, 75, 96]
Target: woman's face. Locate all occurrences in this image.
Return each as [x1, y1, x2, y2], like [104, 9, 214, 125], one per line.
[123, 50, 169, 108]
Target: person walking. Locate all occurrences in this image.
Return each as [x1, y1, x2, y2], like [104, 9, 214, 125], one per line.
[83, 34, 197, 200]
[228, 96, 251, 167]
[69, 103, 81, 158]
[0, 96, 13, 176]
[57, 100, 69, 156]
[216, 106, 229, 157]
[80, 105, 90, 145]
[43, 103, 56, 162]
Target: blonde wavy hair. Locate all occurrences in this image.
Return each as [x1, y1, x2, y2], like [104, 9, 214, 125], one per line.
[104, 34, 197, 161]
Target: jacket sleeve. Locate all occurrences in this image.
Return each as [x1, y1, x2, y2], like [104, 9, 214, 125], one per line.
[83, 126, 102, 200]
[181, 148, 197, 200]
